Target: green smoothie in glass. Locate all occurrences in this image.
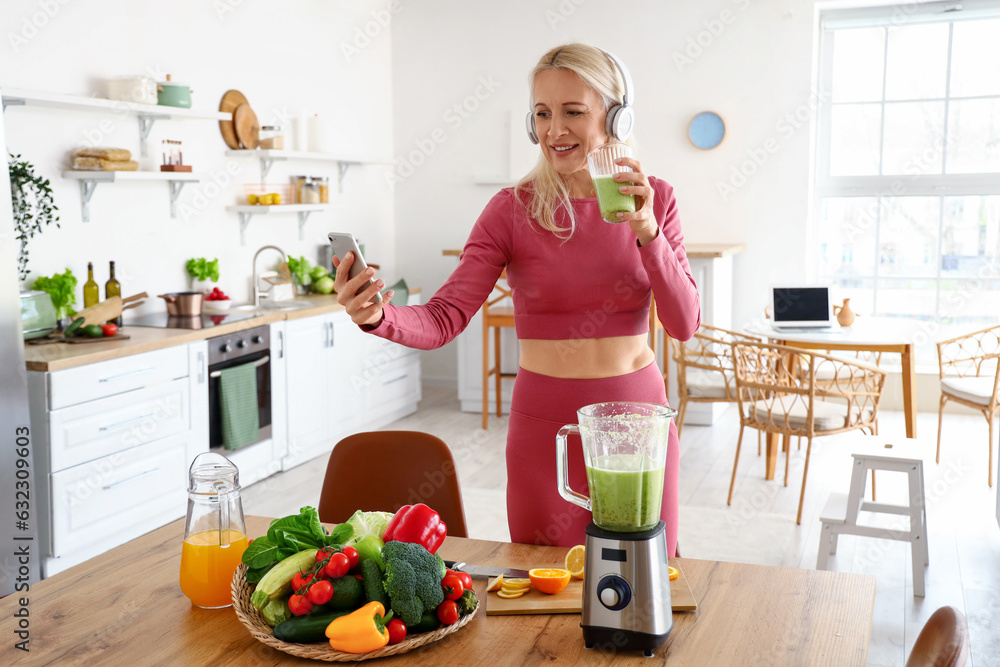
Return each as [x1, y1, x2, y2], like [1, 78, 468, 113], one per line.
[585, 454, 664, 532]
[592, 175, 636, 223]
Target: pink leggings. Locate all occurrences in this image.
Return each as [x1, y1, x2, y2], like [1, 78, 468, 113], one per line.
[505, 363, 679, 557]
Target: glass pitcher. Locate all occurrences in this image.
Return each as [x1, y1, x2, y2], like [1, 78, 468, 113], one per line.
[179, 452, 248, 608]
[556, 402, 675, 533]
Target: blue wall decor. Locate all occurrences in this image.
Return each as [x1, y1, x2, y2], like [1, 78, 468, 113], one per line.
[688, 111, 726, 150]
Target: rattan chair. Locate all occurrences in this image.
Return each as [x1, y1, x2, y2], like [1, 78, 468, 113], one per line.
[727, 341, 887, 524]
[482, 270, 515, 430]
[670, 324, 763, 436]
[936, 324, 1000, 486]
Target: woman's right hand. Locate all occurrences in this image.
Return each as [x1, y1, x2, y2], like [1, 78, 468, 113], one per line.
[332, 252, 393, 327]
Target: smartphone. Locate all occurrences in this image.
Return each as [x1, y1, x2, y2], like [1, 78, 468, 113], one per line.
[328, 232, 382, 304]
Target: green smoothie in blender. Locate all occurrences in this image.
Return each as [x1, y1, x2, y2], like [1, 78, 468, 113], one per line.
[585, 454, 664, 532]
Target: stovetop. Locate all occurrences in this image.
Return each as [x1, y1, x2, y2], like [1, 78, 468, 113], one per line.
[125, 311, 260, 330]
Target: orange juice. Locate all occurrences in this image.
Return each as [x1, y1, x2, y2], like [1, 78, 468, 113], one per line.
[179, 529, 248, 608]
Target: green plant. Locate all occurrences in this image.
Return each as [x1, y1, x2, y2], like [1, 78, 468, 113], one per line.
[33, 268, 77, 321]
[185, 257, 219, 282]
[9, 154, 60, 283]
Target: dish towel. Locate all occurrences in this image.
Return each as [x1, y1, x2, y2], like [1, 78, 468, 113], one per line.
[219, 362, 260, 450]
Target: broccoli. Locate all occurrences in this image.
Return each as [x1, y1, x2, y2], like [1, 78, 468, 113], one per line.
[361, 557, 389, 607]
[457, 588, 478, 617]
[381, 541, 445, 626]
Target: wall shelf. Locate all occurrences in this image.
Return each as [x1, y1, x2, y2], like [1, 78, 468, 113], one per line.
[225, 204, 333, 245]
[62, 171, 200, 222]
[3, 88, 231, 157]
[226, 149, 392, 190]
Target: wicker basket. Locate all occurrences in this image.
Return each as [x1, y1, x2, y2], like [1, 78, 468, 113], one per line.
[231, 564, 478, 662]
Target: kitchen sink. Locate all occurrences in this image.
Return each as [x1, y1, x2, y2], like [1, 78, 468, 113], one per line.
[224, 300, 317, 314]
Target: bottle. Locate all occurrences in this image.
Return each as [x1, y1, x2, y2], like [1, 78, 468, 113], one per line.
[83, 262, 99, 309]
[105, 261, 122, 326]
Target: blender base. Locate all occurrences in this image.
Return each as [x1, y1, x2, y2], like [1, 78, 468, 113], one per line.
[582, 625, 671, 657]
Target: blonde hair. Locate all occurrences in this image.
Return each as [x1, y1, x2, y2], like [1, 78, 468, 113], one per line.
[514, 43, 634, 238]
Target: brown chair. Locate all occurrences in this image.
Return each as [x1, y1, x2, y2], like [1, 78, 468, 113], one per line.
[905, 606, 969, 667]
[936, 324, 1000, 486]
[670, 324, 763, 436]
[482, 269, 516, 429]
[318, 431, 469, 537]
[727, 341, 886, 524]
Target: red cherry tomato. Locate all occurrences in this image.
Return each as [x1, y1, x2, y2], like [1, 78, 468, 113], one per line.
[101, 323, 118, 337]
[437, 600, 459, 626]
[288, 593, 313, 616]
[306, 579, 334, 606]
[342, 546, 360, 570]
[453, 570, 473, 591]
[386, 618, 407, 645]
[324, 552, 351, 579]
[441, 573, 464, 601]
[291, 571, 314, 593]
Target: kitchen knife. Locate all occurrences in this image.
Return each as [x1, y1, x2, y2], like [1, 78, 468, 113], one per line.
[444, 560, 530, 579]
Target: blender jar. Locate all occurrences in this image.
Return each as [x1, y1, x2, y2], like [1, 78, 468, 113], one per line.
[179, 452, 248, 608]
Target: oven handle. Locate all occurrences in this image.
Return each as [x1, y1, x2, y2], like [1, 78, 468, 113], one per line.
[209, 355, 270, 379]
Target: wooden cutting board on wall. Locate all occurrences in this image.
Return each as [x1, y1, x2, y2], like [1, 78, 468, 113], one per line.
[486, 559, 697, 615]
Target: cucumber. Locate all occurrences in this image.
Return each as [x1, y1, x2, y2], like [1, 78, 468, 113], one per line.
[326, 575, 364, 610]
[250, 549, 319, 611]
[64, 317, 85, 337]
[409, 609, 441, 634]
[273, 609, 352, 643]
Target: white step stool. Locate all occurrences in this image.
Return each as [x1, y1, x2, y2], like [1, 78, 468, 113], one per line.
[817, 439, 928, 596]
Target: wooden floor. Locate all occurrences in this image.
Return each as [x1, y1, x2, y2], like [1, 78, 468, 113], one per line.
[243, 385, 1000, 667]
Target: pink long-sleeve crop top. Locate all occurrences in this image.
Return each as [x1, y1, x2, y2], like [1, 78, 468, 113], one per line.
[364, 176, 701, 350]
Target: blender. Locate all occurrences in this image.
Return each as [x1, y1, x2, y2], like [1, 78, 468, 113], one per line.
[556, 402, 676, 656]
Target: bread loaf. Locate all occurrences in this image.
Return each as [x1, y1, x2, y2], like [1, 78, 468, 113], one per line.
[73, 156, 139, 171]
[74, 147, 132, 161]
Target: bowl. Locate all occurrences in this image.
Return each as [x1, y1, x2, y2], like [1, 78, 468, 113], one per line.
[204, 299, 232, 311]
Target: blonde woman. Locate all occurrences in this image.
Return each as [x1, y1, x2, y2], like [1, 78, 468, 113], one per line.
[333, 43, 700, 555]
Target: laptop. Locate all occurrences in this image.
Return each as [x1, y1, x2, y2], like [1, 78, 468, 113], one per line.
[771, 286, 835, 330]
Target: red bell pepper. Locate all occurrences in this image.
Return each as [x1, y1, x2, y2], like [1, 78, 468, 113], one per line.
[383, 503, 447, 554]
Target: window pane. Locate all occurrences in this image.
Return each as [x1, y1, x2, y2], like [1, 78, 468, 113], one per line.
[879, 197, 940, 277]
[827, 278, 875, 317]
[875, 278, 938, 317]
[884, 22, 949, 100]
[817, 197, 879, 279]
[950, 18, 1000, 97]
[939, 279, 1000, 325]
[882, 101, 945, 174]
[942, 195, 1000, 277]
[830, 104, 881, 175]
[945, 98, 1000, 174]
[832, 27, 885, 103]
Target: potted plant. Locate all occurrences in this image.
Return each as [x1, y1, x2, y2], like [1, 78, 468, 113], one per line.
[9, 153, 60, 286]
[186, 257, 219, 292]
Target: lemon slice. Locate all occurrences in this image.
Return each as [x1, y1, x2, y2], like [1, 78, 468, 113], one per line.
[502, 578, 531, 586]
[496, 589, 527, 599]
[669, 566, 678, 581]
[565, 545, 586, 580]
[487, 575, 504, 592]
[500, 581, 531, 591]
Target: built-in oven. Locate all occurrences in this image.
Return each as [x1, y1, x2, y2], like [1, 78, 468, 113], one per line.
[207, 324, 271, 450]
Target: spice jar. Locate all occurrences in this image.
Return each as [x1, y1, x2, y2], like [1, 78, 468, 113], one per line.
[259, 125, 284, 150]
[300, 177, 321, 204]
[292, 175, 308, 203]
[314, 175, 330, 203]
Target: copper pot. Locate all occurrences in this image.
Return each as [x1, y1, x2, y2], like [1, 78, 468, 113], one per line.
[158, 292, 203, 316]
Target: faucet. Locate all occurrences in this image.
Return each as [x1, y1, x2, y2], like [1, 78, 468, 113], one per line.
[252, 245, 287, 307]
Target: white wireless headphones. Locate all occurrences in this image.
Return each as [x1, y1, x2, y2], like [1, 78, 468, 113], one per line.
[526, 47, 635, 145]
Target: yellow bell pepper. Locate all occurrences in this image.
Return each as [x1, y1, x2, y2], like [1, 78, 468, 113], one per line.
[325, 601, 391, 653]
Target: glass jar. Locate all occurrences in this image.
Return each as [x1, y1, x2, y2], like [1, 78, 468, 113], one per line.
[259, 125, 285, 150]
[314, 175, 330, 203]
[300, 177, 321, 204]
[292, 175, 308, 203]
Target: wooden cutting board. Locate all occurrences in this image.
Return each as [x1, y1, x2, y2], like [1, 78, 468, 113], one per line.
[486, 559, 697, 616]
[233, 103, 259, 150]
[219, 89, 248, 149]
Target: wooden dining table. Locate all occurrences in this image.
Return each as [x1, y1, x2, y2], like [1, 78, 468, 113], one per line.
[1, 515, 876, 665]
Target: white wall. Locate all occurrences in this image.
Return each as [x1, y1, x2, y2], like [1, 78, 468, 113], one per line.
[391, 0, 820, 384]
[2, 0, 397, 314]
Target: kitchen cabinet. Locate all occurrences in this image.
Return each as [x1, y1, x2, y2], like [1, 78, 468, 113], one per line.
[27, 341, 209, 577]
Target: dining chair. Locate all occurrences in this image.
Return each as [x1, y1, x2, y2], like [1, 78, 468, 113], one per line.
[935, 324, 1000, 486]
[482, 269, 516, 429]
[317, 430, 469, 537]
[727, 340, 887, 524]
[905, 606, 969, 667]
[670, 324, 763, 436]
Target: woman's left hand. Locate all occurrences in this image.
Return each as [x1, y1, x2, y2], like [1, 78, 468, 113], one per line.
[612, 157, 659, 246]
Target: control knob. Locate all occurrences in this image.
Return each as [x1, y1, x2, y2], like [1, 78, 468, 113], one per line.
[220, 342, 232, 353]
[596, 575, 632, 611]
